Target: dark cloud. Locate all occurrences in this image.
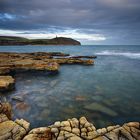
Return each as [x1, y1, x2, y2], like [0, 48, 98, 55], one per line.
[0, 0, 140, 44]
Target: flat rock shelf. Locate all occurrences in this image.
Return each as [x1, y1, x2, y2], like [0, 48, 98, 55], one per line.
[0, 52, 95, 91]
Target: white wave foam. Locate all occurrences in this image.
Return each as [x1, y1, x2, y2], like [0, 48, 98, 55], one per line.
[96, 50, 140, 59]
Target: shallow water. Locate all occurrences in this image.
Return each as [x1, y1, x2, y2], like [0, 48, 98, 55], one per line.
[0, 45, 140, 128]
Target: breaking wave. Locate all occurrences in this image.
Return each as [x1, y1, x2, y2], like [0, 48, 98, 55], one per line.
[96, 50, 140, 59]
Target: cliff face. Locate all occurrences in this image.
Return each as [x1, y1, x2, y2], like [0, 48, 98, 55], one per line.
[0, 36, 81, 45]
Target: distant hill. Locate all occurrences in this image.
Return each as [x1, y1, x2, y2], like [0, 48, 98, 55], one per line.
[0, 36, 81, 45]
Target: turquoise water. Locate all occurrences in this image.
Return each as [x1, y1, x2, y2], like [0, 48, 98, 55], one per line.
[0, 45, 140, 128]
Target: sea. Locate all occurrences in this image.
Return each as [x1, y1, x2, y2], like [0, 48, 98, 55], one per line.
[0, 45, 140, 128]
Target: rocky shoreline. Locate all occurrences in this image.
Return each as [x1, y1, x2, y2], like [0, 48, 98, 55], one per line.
[0, 52, 139, 140]
[0, 52, 95, 91]
[0, 102, 139, 140]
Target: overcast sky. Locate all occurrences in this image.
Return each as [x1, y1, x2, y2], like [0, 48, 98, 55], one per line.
[0, 0, 140, 45]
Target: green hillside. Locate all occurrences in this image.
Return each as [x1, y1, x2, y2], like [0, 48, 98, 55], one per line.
[0, 36, 81, 45]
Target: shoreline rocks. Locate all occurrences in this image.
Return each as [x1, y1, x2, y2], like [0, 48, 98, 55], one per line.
[0, 67, 11, 75]
[0, 76, 15, 92]
[0, 52, 95, 92]
[0, 52, 94, 72]
[0, 102, 139, 140]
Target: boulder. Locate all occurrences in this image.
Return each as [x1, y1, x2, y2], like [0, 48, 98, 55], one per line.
[0, 104, 139, 140]
[0, 102, 12, 119]
[23, 127, 52, 140]
[24, 116, 139, 140]
[0, 102, 30, 140]
[0, 120, 30, 140]
[0, 76, 15, 91]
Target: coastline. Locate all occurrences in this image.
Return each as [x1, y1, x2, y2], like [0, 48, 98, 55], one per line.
[0, 102, 139, 140]
[0, 36, 81, 46]
[0, 50, 140, 140]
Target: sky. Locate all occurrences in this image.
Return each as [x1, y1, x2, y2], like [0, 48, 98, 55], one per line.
[0, 0, 140, 45]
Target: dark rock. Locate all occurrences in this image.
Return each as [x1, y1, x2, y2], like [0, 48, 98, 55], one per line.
[0, 67, 11, 75]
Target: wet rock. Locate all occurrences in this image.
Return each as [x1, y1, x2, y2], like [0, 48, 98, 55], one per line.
[62, 126, 72, 132]
[31, 52, 69, 57]
[72, 128, 80, 135]
[54, 121, 61, 127]
[69, 136, 82, 140]
[80, 116, 88, 125]
[62, 107, 76, 114]
[0, 120, 29, 140]
[15, 102, 30, 112]
[0, 67, 11, 75]
[39, 109, 50, 118]
[0, 52, 95, 92]
[50, 117, 138, 139]
[0, 110, 138, 140]
[97, 128, 107, 134]
[107, 125, 120, 132]
[0, 102, 12, 119]
[0, 52, 94, 73]
[15, 119, 30, 132]
[48, 117, 96, 139]
[12, 59, 59, 71]
[12, 96, 24, 102]
[23, 127, 52, 140]
[0, 113, 9, 123]
[51, 127, 59, 133]
[0, 103, 30, 140]
[84, 122, 91, 128]
[75, 95, 87, 101]
[70, 118, 79, 128]
[0, 76, 15, 91]
[61, 121, 70, 127]
[84, 102, 118, 116]
[50, 80, 58, 87]
[53, 58, 94, 65]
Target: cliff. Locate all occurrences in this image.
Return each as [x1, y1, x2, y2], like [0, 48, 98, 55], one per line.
[0, 36, 81, 45]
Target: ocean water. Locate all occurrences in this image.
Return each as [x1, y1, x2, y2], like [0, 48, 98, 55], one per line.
[0, 45, 140, 128]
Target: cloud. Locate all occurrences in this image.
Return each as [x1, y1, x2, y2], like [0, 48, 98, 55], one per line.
[0, 13, 17, 21]
[0, 0, 140, 44]
[0, 29, 106, 45]
[98, 0, 140, 9]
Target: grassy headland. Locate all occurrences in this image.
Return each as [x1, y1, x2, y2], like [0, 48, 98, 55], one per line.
[0, 36, 81, 45]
